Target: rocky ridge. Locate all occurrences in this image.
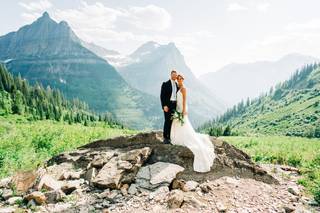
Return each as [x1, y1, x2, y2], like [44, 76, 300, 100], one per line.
[0, 132, 318, 212]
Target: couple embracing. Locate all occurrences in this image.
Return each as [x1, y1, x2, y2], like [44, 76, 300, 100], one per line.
[160, 70, 215, 173]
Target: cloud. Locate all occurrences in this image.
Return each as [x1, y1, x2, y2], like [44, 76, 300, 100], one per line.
[19, 0, 52, 11]
[126, 5, 171, 31]
[286, 19, 320, 31]
[256, 2, 270, 12]
[227, 3, 248, 12]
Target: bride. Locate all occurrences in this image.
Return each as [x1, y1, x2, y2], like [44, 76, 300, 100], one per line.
[170, 74, 216, 173]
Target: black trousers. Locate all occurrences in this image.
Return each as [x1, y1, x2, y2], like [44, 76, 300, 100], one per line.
[163, 101, 177, 140]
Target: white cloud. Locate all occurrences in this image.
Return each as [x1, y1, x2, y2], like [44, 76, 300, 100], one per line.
[256, 2, 270, 12]
[286, 19, 320, 31]
[19, 0, 52, 12]
[227, 3, 248, 12]
[126, 5, 171, 31]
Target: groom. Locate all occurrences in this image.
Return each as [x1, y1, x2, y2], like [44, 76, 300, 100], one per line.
[160, 70, 179, 144]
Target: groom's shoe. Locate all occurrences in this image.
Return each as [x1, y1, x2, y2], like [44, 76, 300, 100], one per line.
[163, 139, 172, 144]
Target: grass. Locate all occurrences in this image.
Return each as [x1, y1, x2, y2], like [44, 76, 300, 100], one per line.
[0, 114, 136, 178]
[219, 135, 320, 201]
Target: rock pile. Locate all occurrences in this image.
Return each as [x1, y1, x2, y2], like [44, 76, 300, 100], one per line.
[0, 131, 317, 212]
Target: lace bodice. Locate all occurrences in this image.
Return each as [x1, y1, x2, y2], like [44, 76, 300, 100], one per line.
[176, 89, 188, 113]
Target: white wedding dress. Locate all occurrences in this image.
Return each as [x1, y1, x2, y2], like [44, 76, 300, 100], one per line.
[170, 88, 216, 173]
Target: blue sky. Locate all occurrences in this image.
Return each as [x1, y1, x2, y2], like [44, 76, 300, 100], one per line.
[1, 0, 320, 75]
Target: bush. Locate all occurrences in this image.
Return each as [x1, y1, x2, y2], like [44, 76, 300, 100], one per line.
[288, 154, 302, 167]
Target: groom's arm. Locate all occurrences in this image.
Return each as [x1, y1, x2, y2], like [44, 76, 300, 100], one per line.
[160, 82, 167, 108]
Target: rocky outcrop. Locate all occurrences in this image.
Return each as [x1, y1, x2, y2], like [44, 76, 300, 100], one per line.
[79, 131, 278, 185]
[0, 131, 315, 212]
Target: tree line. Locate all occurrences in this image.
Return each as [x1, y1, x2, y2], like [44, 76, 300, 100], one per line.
[0, 63, 121, 127]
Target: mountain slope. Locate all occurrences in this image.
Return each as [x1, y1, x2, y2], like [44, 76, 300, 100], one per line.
[118, 41, 225, 126]
[201, 63, 320, 137]
[0, 12, 160, 129]
[200, 54, 319, 107]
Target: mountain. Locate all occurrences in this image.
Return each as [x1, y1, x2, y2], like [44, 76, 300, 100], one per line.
[0, 12, 160, 129]
[200, 63, 320, 138]
[117, 41, 226, 127]
[199, 54, 319, 107]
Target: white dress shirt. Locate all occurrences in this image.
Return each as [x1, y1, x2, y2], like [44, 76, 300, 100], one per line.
[170, 79, 177, 101]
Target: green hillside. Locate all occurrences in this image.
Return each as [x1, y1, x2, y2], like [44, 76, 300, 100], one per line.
[0, 63, 134, 177]
[200, 63, 320, 138]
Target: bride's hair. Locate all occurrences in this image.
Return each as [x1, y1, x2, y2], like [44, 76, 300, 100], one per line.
[177, 74, 185, 80]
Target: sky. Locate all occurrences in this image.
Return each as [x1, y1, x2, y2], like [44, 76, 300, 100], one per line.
[1, 0, 320, 76]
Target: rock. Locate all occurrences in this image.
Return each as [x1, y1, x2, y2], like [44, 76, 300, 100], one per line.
[84, 167, 96, 183]
[44, 189, 65, 203]
[25, 191, 46, 205]
[10, 171, 37, 194]
[92, 148, 151, 189]
[117, 161, 133, 170]
[61, 180, 82, 194]
[37, 174, 61, 191]
[27, 199, 37, 208]
[183, 194, 206, 208]
[182, 181, 199, 192]
[288, 185, 300, 196]
[172, 179, 186, 190]
[0, 207, 16, 213]
[128, 184, 138, 195]
[0, 177, 11, 188]
[136, 162, 184, 190]
[149, 186, 169, 201]
[1, 189, 13, 200]
[167, 189, 184, 209]
[59, 170, 83, 180]
[6, 196, 22, 205]
[283, 205, 295, 213]
[120, 184, 129, 196]
[199, 182, 212, 193]
[216, 201, 227, 212]
[91, 151, 115, 168]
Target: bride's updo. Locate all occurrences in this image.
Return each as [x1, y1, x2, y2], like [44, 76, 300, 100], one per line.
[177, 74, 185, 80]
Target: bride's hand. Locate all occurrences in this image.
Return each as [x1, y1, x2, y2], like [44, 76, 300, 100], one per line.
[182, 110, 187, 116]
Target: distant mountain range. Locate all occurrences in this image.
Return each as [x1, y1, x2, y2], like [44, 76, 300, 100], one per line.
[200, 54, 319, 107]
[0, 12, 159, 129]
[116, 41, 226, 126]
[201, 63, 320, 137]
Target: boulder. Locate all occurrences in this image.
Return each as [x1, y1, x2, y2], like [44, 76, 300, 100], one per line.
[44, 189, 65, 203]
[0, 177, 11, 188]
[79, 131, 279, 185]
[1, 189, 13, 200]
[37, 174, 61, 191]
[25, 191, 46, 205]
[10, 171, 37, 194]
[92, 147, 151, 189]
[128, 184, 138, 195]
[84, 167, 96, 183]
[167, 189, 184, 208]
[135, 162, 184, 190]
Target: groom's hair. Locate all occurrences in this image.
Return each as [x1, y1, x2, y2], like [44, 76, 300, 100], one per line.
[171, 70, 177, 74]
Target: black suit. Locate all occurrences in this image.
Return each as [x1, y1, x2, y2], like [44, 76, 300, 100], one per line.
[160, 80, 179, 140]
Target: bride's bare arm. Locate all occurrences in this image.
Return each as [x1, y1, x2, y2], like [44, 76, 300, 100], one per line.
[181, 88, 187, 115]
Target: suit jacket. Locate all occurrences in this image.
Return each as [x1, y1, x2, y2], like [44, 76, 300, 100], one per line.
[160, 79, 179, 108]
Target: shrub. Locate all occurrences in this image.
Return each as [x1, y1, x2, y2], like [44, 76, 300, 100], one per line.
[288, 154, 302, 167]
[314, 183, 320, 204]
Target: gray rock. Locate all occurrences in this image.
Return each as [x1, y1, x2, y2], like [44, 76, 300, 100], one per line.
[37, 174, 61, 191]
[288, 185, 300, 196]
[0, 207, 16, 213]
[0, 177, 11, 188]
[128, 184, 138, 195]
[182, 180, 199, 192]
[6, 196, 22, 205]
[136, 162, 184, 190]
[84, 167, 96, 183]
[44, 189, 65, 203]
[1, 189, 13, 200]
[149, 186, 169, 201]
